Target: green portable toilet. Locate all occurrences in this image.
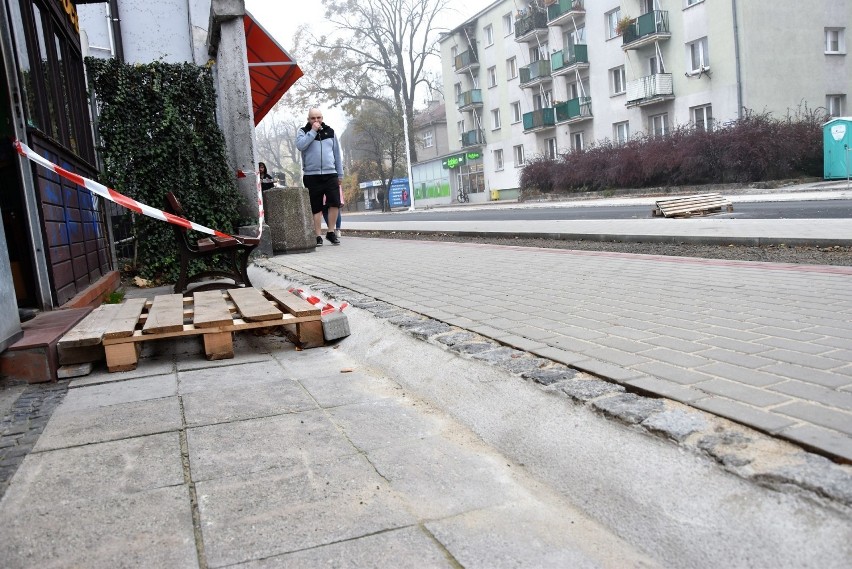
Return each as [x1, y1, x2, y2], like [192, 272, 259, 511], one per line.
[824, 117, 852, 179]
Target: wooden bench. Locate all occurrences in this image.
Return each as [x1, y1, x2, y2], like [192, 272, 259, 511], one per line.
[164, 191, 260, 294]
[57, 287, 324, 372]
[653, 193, 733, 218]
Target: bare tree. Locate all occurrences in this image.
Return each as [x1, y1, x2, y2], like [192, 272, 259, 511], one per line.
[294, 0, 452, 166]
[346, 99, 407, 211]
[255, 108, 302, 186]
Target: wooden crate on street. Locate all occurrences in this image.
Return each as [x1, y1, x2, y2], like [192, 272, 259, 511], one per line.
[653, 193, 733, 217]
[58, 287, 323, 372]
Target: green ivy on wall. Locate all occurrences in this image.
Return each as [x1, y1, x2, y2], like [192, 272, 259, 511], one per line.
[85, 58, 241, 283]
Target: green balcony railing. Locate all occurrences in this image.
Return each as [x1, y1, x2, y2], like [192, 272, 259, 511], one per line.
[519, 60, 551, 84]
[522, 108, 556, 130]
[461, 129, 484, 147]
[547, 0, 584, 22]
[623, 10, 669, 45]
[515, 9, 548, 39]
[554, 96, 592, 122]
[551, 44, 588, 72]
[454, 47, 478, 69]
[457, 89, 483, 108]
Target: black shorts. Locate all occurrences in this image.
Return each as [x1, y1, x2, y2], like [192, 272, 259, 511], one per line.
[304, 174, 340, 214]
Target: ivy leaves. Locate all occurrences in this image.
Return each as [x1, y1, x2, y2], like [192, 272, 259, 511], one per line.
[86, 58, 241, 283]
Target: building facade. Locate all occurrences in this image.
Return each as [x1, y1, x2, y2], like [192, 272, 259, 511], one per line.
[0, 0, 115, 349]
[439, 0, 851, 201]
[411, 100, 454, 208]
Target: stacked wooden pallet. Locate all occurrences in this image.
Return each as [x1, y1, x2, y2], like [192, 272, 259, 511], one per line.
[653, 193, 733, 217]
[58, 287, 323, 373]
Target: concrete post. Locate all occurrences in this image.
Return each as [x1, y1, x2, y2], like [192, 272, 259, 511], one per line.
[208, 0, 259, 224]
[263, 187, 316, 253]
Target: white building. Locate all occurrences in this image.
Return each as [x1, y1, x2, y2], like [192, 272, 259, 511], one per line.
[439, 0, 851, 203]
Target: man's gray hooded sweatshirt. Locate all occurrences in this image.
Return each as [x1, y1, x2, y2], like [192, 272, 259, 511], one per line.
[296, 122, 344, 178]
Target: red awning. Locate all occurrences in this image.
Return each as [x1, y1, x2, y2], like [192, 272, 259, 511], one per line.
[244, 12, 303, 125]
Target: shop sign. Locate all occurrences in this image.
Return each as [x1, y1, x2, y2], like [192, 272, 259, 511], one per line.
[443, 151, 482, 169]
[58, 0, 79, 32]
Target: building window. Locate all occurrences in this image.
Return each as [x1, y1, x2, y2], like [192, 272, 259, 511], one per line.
[613, 121, 629, 145]
[457, 120, 465, 141]
[485, 24, 494, 46]
[827, 95, 846, 117]
[825, 28, 846, 54]
[423, 130, 434, 148]
[650, 113, 669, 137]
[649, 55, 665, 75]
[529, 45, 540, 63]
[545, 137, 557, 159]
[503, 13, 514, 36]
[572, 131, 585, 151]
[507, 57, 518, 80]
[491, 108, 502, 130]
[454, 82, 462, 100]
[691, 104, 714, 131]
[494, 148, 504, 170]
[511, 101, 522, 123]
[606, 9, 622, 40]
[610, 66, 626, 95]
[685, 0, 704, 6]
[513, 144, 525, 167]
[687, 37, 710, 72]
[488, 66, 497, 88]
[451, 46, 458, 61]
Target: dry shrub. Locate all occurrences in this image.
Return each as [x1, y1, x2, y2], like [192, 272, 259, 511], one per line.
[520, 106, 827, 195]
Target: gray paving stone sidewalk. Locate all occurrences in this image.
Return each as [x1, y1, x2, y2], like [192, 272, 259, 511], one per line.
[0, 333, 659, 568]
[264, 238, 852, 462]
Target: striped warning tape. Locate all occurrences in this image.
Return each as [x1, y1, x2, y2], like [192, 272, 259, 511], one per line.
[289, 287, 348, 315]
[12, 139, 263, 240]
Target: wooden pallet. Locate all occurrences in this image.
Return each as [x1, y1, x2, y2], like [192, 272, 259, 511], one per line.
[653, 193, 733, 217]
[58, 287, 322, 372]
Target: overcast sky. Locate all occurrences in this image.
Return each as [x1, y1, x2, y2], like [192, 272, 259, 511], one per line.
[244, 0, 497, 126]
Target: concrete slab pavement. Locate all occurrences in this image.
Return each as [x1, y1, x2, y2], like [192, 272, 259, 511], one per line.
[0, 323, 668, 568]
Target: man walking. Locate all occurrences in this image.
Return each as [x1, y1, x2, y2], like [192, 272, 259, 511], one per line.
[296, 108, 343, 246]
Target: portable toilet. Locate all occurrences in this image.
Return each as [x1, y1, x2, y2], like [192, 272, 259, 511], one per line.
[824, 117, 852, 179]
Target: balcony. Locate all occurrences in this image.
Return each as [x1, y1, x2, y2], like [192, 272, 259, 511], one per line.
[523, 108, 556, 133]
[519, 60, 552, 88]
[554, 97, 592, 124]
[622, 10, 670, 50]
[625, 73, 674, 107]
[547, 0, 585, 27]
[515, 9, 548, 43]
[457, 89, 483, 111]
[550, 44, 588, 77]
[454, 46, 479, 72]
[461, 129, 485, 148]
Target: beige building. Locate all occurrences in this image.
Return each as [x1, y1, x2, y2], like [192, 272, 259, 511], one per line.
[439, 0, 851, 202]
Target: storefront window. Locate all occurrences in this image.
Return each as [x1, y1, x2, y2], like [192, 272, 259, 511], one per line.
[32, 4, 58, 139]
[8, 0, 38, 129]
[54, 35, 78, 153]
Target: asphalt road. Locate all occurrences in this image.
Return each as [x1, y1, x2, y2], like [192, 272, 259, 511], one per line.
[354, 199, 852, 222]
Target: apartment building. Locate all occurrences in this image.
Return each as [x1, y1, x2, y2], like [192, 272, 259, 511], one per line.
[438, 0, 851, 203]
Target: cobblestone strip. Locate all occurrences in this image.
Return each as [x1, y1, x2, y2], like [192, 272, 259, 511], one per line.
[0, 381, 70, 498]
[254, 260, 852, 512]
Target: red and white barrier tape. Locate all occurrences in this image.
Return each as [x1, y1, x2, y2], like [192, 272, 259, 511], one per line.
[289, 288, 348, 315]
[13, 139, 264, 240]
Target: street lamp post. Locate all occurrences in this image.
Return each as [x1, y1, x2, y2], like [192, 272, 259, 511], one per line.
[399, 99, 415, 211]
[375, 66, 415, 211]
